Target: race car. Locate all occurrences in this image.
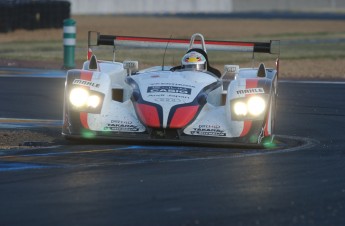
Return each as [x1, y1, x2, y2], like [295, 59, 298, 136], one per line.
[62, 32, 279, 146]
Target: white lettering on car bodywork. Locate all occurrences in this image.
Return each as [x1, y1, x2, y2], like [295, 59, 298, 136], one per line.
[236, 88, 264, 95]
[73, 79, 100, 88]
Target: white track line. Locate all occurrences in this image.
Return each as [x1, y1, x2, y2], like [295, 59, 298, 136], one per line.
[280, 80, 345, 85]
[0, 135, 318, 168]
[0, 118, 62, 129]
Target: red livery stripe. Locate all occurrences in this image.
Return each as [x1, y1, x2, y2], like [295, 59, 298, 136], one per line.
[205, 40, 254, 47]
[169, 105, 199, 128]
[80, 112, 89, 129]
[80, 70, 93, 81]
[87, 48, 93, 60]
[264, 95, 272, 136]
[135, 103, 160, 128]
[264, 110, 270, 136]
[240, 121, 252, 137]
[116, 36, 254, 47]
[245, 79, 259, 90]
[97, 34, 271, 52]
[117, 36, 190, 44]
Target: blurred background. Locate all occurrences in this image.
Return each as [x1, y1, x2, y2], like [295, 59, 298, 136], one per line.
[0, 0, 344, 79]
[69, 0, 345, 14]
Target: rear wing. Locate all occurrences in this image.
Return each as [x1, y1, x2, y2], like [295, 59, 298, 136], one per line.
[88, 31, 278, 54]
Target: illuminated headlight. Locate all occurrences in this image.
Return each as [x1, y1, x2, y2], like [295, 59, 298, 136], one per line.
[69, 88, 89, 107]
[247, 96, 266, 116]
[69, 88, 102, 109]
[234, 101, 248, 116]
[87, 95, 101, 108]
[232, 96, 266, 119]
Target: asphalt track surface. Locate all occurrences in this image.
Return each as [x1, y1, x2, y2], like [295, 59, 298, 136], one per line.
[0, 68, 345, 226]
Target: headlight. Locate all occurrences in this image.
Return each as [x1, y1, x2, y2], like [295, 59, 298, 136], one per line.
[232, 96, 266, 119]
[69, 88, 89, 107]
[247, 96, 266, 116]
[69, 88, 102, 109]
[234, 101, 248, 116]
[87, 95, 101, 108]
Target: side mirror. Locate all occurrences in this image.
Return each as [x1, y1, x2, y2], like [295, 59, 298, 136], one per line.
[123, 61, 138, 75]
[221, 65, 239, 91]
[222, 65, 239, 79]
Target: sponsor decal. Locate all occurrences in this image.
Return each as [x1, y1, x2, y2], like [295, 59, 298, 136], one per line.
[190, 128, 226, 136]
[236, 88, 264, 95]
[149, 82, 195, 88]
[198, 124, 220, 129]
[147, 86, 192, 95]
[148, 94, 165, 97]
[104, 120, 139, 132]
[147, 94, 190, 100]
[168, 94, 190, 99]
[104, 124, 139, 132]
[154, 98, 181, 103]
[73, 79, 100, 88]
[111, 120, 133, 124]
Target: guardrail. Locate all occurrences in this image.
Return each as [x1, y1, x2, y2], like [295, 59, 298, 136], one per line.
[0, 0, 70, 33]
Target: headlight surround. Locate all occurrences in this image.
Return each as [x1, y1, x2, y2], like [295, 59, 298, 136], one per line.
[69, 87, 104, 113]
[231, 95, 267, 120]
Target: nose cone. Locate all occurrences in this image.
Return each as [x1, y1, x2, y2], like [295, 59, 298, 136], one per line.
[133, 101, 201, 129]
[129, 70, 218, 128]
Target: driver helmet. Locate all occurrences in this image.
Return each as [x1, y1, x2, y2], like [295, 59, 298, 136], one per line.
[181, 51, 207, 71]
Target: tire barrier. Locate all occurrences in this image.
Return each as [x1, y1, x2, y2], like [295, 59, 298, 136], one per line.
[0, 0, 70, 33]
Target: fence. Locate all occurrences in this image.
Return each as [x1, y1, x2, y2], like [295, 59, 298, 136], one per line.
[0, 0, 70, 33]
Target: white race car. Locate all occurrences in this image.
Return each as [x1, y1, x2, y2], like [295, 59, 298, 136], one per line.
[62, 32, 279, 146]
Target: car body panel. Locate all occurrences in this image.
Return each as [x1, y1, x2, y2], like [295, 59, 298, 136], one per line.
[62, 33, 279, 146]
